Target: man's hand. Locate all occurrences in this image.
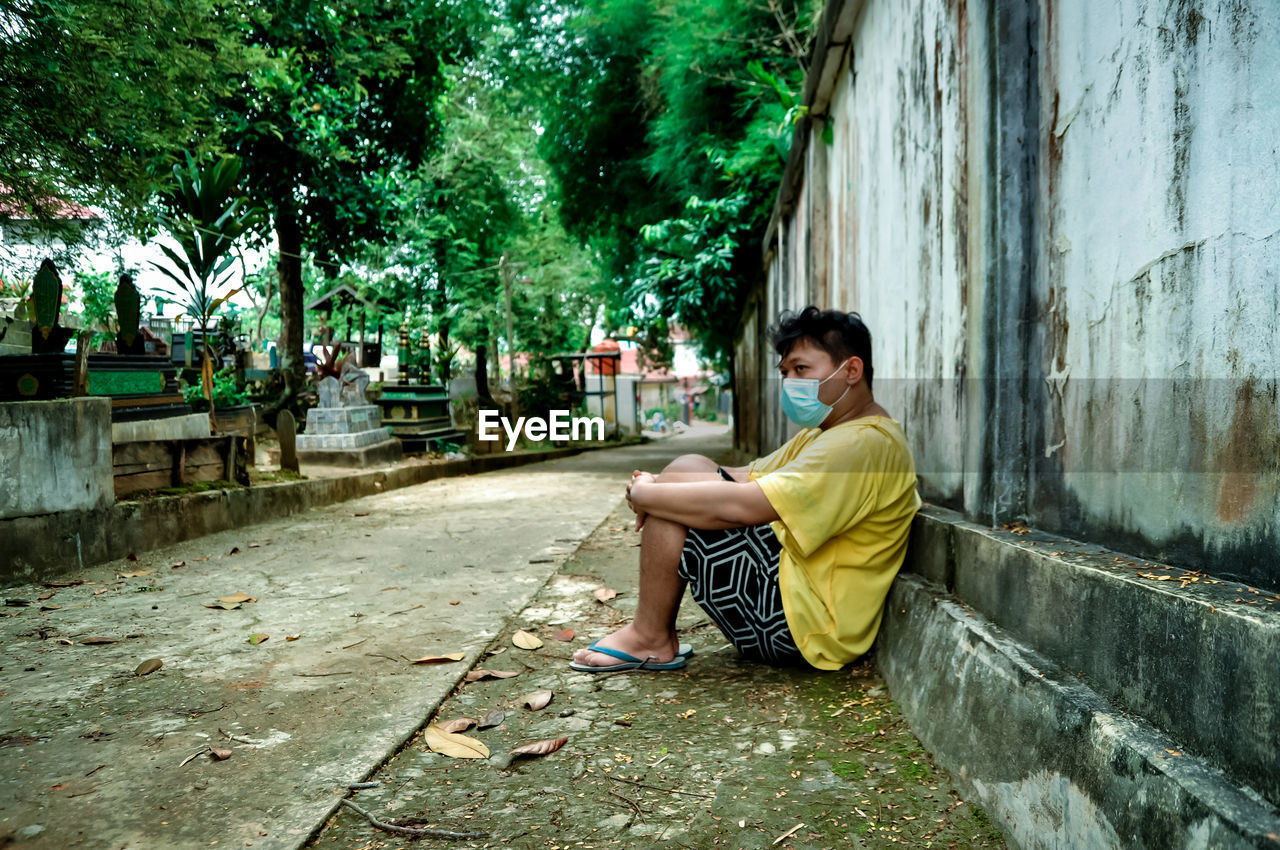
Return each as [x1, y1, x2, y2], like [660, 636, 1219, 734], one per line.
[626, 470, 655, 532]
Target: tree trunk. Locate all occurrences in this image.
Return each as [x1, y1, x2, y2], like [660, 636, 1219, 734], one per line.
[275, 204, 306, 403]
[475, 336, 492, 403]
[438, 318, 452, 385]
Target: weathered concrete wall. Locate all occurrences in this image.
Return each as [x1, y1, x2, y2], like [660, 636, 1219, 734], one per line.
[879, 567, 1280, 849]
[897, 506, 1280, 814]
[0, 398, 113, 519]
[744, 0, 1280, 589]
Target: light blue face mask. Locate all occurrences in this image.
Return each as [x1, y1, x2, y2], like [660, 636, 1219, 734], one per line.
[780, 358, 852, 428]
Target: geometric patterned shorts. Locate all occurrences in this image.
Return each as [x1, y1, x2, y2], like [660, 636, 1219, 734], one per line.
[676, 496, 806, 665]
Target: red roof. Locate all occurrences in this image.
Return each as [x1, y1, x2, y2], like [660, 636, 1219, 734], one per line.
[0, 186, 98, 220]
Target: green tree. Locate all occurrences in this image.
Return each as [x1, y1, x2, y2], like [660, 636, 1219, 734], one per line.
[215, 0, 481, 408]
[0, 0, 261, 244]
[507, 0, 818, 363]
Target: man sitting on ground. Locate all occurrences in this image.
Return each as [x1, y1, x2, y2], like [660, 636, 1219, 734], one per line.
[570, 306, 921, 672]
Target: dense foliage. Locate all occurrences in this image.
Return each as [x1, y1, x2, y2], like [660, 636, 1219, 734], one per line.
[509, 0, 821, 364]
[2, 0, 822, 387]
[0, 0, 258, 232]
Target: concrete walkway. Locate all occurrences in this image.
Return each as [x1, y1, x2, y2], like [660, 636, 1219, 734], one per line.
[1, 425, 1002, 849]
[0, 428, 730, 848]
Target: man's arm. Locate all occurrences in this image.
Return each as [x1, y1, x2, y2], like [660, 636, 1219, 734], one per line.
[628, 478, 779, 530]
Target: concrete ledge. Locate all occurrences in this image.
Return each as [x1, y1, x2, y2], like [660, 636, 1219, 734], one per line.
[0, 445, 604, 585]
[879, 574, 1280, 849]
[0, 397, 113, 519]
[297, 435, 403, 467]
[902, 506, 1280, 811]
[111, 412, 210, 443]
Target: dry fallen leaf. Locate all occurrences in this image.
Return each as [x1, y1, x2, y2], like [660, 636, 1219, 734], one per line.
[37, 591, 54, 601]
[437, 717, 477, 733]
[477, 709, 506, 729]
[285, 634, 301, 642]
[120, 570, 150, 578]
[218, 591, 257, 604]
[509, 736, 568, 758]
[81, 637, 117, 645]
[209, 747, 233, 760]
[465, 669, 519, 682]
[553, 628, 575, 642]
[449, 600, 460, 605]
[352, 511, 370, 517]
[247, 633, 269, 645]
[593, 587, 618, 603]
[204, 601, 242, 610]
[135, 658, 163, 676]
[170, 561, 185, 569]
[413, 652, 466, 664]
[521, 690, 553, 711]
[423, 724, 489, 759]
[228, 547, 240, 555]
[512, 630, 544, 650]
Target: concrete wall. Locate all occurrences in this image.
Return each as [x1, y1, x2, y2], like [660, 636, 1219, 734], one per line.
[743, 0, 1280, 588]
[0, 397, 113, 519]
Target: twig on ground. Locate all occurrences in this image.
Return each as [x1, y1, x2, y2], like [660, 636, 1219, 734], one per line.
[219, 729, 254, 745]
[183, 702, 228, 717]
[342, 637, 369, 649]
[349, 781, 380, 790]
[179, 747, 209, 767]
[84, 764, 106, 777]
[293, 671, 352, 677]
[607, 788, 647, 816]
[339, 797, 488, 840]
[606, 775, 714, 799]
[389, 604, 424, 616]
[773, 822, 804, 845]
[364, 653, 400, 663]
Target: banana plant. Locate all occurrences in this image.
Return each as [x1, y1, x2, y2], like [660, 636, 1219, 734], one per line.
[152, 152, 262, 409]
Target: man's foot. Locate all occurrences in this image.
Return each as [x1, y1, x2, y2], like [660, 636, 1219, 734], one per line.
[570, 624, 681, 670]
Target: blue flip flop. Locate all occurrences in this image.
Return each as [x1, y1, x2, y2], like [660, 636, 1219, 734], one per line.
[569, 642, 689, 673]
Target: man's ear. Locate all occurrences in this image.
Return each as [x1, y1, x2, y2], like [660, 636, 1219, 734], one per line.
[845, 356, 865, 384]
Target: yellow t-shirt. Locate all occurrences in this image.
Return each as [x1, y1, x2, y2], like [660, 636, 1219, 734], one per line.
[749, 416, 920, 670]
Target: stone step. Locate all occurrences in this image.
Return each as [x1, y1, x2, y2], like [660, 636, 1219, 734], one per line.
[879, 574, 1280, 848]
[878, 505, 1280, 845]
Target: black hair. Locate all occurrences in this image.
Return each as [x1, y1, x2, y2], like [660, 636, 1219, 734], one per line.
[769, 306, 874, 389]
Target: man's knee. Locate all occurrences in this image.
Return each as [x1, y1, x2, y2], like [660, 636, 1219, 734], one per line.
[658, 454, 719, 481]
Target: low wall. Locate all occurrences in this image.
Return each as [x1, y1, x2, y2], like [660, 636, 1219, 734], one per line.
[878, 507, 1280, 848]
[0, 445, 603, 585]
[0, 397, 113, 519]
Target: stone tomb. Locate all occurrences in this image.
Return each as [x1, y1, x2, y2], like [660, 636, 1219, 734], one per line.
[296, 375, 402, 467]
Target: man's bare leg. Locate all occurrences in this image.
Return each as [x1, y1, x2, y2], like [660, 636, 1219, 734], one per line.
[571, 454, 722, 668]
